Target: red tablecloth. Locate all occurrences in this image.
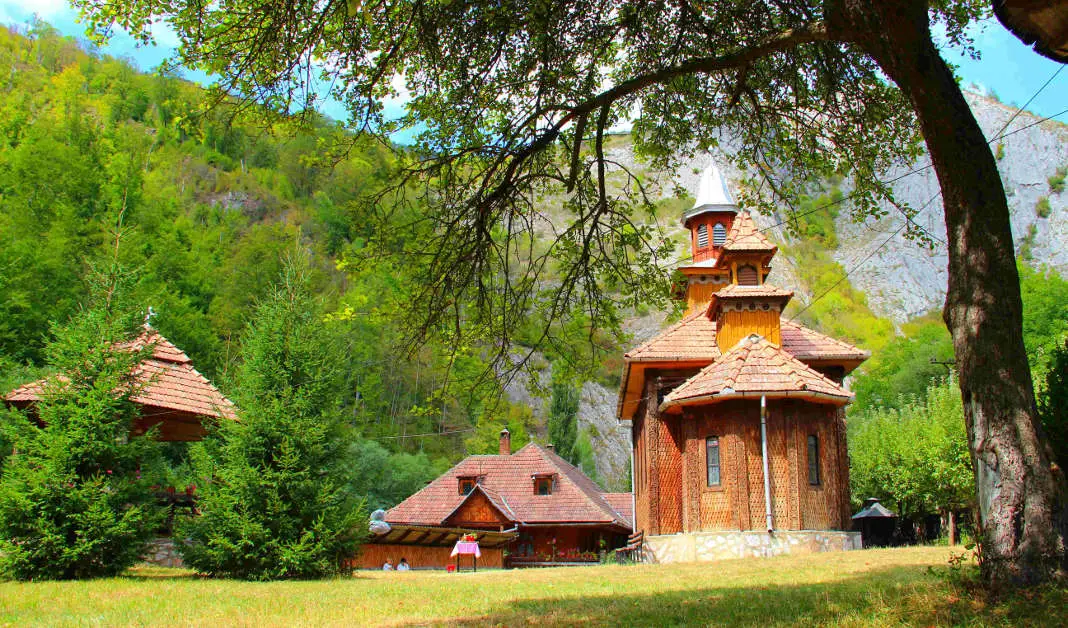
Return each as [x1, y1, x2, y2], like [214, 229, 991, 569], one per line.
[451, 541, 481, 558]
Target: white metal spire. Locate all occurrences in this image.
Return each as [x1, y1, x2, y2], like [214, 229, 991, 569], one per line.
[694, 163, 735, 209]
[682, 162, 739, 225]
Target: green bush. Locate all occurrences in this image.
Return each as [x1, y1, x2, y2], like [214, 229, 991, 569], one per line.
[0, 272, 164, 580]
[1049, 166, 1066, 194]
[177, 253, 364, 580]
[1036, 196, 1052, 218]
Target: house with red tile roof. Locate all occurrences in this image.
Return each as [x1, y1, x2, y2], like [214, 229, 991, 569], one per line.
[4, 326, 235, 441]
[376, 429, 632, 567]
[618, 165, 868, 562]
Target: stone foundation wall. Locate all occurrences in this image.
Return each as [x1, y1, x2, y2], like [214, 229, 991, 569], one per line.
[644, 530, 861, 564]
[143, 537, 184, 568]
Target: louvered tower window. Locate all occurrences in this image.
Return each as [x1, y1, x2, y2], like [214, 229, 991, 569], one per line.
[737, 264, 759, 286]
[697, 224, 709, 248]
[713, 223, 727, 246]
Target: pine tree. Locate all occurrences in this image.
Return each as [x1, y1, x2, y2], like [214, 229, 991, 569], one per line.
[547, 382, 579, 463]
[177, 252, 364, 579]
[0, 266, 164, 580]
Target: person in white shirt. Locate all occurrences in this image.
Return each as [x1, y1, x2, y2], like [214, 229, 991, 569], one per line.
[397, 558, 410, 571]
[382, 559, 393, 571]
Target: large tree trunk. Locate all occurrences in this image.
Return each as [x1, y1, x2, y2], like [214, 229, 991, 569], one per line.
[828, 0, 1067, 586]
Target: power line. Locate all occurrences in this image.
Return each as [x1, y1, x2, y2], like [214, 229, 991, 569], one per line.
[755, 67, 1067, 238]
[374, 427, 476, 440]
[786, 190, 943, 322]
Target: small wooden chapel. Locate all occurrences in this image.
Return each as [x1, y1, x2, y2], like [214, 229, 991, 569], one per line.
[617, 165, 869, 562]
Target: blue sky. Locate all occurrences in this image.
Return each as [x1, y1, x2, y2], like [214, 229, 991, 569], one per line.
[2, 1, 1065, 127]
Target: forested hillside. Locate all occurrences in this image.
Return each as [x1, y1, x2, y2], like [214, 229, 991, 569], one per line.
[0, 22, 550, 508]
[2, 21, 1065, 511]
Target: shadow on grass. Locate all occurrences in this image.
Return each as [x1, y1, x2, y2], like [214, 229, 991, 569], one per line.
[411, 565, 1064, 627]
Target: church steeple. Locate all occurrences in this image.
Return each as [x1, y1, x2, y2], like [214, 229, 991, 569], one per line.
[682, 164, 739, 264]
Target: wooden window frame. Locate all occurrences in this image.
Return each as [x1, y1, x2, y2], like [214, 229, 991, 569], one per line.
[697, 223, 709, 248]
[706, 436, 721, 488]
[807, 434, 821, 486]
[459, 477, 476, 495]
[533, 474, 554, 496]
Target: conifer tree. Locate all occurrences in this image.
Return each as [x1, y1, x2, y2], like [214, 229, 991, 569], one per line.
[547, 382, 579, 464]
[0, 265, 163, 580]
[178, 252, 364, 579]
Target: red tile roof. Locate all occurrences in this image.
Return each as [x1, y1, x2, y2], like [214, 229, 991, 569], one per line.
[4, 328, 236, 420]
[602, 493, 634, 529]
[660, 334, 853, 411]
[387, 443, 631, 530]
[721, 211, 777, 253]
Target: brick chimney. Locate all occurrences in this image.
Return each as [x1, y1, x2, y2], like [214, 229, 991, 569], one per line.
[499, 427, 511, 456]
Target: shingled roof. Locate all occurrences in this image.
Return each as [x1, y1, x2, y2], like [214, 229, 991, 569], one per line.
[387, 443, 631, 530]
[712, 283, 793, 299]
[660, 334, 853, 412]
[623, 311, 866, 367]
[779, 320, 870, 363]
[721, 211, 777, 253]
[5, 328, 236, 420]
[624, 311, 721, 363]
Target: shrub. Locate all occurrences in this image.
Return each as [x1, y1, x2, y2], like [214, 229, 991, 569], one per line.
[1049, 166, 1066, 194]
[1036, 196, 1052, 218]
[177, 252, 364, 580]
[0, 270, 164, 580]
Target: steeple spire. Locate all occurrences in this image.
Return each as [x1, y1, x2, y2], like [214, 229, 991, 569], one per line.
[682, 163, 738, 226]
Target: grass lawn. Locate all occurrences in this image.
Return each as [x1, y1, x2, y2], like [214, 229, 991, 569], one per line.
[0, 546, 1064, 626]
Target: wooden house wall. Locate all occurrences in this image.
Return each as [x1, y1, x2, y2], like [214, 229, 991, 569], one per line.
[514, 525, 627, 560]
[350, 543, 504, 570]
[443, 491, 512, 529]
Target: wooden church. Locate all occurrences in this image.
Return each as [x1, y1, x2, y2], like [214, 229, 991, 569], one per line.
[618, 165, 869, 562]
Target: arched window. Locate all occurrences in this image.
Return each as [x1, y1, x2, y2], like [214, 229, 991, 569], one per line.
[712, 223, 727, 247]
[737, 264, 759, 286]
[696, 223, 709, 248]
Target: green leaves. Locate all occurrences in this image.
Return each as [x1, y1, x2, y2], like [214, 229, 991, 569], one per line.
[849, 377, 974, 519]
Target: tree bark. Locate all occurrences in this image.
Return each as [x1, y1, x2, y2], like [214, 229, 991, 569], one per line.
[827, 0, 1067, 586]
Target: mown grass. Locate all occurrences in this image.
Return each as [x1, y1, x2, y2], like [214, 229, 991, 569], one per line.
[1, 546, 1064, 627]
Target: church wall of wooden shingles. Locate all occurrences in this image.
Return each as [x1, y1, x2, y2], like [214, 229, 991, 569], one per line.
[635, 397, 849, 534]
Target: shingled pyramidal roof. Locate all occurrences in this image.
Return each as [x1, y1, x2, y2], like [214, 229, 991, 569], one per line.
[387, 442, 632, 530]
[660, 334, 853, 412]
[5, 326, 236, 422]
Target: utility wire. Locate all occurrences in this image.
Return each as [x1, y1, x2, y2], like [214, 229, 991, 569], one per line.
[753, 67, 1067, 238]
[374, 427, 477, 440]
[786, 190, 943, 322]
[781, 67, 1066, 321]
